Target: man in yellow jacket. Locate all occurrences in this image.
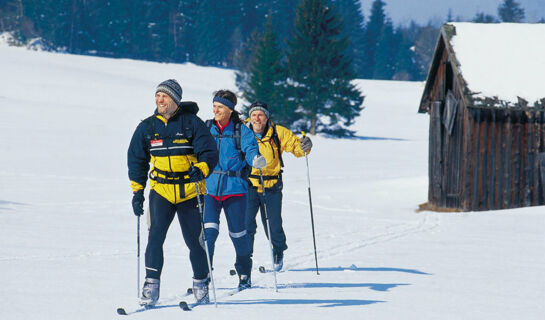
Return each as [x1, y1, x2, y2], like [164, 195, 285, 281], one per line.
[245, 101, 313, 271]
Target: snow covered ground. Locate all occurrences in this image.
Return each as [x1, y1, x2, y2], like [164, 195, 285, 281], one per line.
[0, 45, 543, 320]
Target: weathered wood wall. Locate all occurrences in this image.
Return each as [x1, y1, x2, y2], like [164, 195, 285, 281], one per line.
[429, 104, 545, 211]
[460, 108, 545, 210]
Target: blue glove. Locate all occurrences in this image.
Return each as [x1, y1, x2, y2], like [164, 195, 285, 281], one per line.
[132, 190, 145, 216]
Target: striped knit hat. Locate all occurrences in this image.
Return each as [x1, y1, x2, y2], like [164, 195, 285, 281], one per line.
[248, 101, 270, 118]
[156, 79, 182, 106]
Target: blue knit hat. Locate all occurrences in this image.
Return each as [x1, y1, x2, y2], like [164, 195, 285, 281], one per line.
[156, 79, 182, 106]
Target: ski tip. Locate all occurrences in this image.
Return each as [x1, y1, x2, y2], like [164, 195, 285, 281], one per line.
[179, 301, 191, 311]
[229, 269, 237, 276]
[116, 308, 128, 315]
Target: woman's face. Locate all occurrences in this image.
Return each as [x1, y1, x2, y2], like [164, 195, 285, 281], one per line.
[213, 102, 233, 124]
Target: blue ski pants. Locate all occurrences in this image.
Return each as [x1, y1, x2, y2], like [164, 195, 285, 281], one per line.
[203, 194, 252, 276]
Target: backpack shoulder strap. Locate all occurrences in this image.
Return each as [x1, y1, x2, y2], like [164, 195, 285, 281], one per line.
[182, 114, 193, 141]
[271, 123, 284, 168]
[234, 121, 244, 158]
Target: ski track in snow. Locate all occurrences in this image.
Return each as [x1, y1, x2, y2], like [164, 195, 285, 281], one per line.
[280, 212, 439, 271]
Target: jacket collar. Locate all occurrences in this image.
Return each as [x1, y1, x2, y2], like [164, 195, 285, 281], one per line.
[153, 106, 181, 123]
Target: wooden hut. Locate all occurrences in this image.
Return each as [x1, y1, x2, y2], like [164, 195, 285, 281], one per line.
[418, 23, 545, 211]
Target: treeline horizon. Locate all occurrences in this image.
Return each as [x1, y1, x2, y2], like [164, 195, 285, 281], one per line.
[0, 0, 541, 82]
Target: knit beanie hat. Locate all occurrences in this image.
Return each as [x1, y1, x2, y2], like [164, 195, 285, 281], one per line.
[156, 79, 182, 106]
[248, 101, 270, 118]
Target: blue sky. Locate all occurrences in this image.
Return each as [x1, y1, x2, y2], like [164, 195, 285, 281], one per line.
[359, 0, 545, 25]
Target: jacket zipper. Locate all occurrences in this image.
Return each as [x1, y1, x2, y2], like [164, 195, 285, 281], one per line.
[165, 121, 177, 203]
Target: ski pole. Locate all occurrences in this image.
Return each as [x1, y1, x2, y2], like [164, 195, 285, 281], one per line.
[137, 215, 141, 298]
[302, 132, 319, 275]
[193, 171, 218, 307]
[258, 168, 278, 292]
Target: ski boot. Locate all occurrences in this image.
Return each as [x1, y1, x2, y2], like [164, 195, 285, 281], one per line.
[273, 250, 284, 272]
[238, 274, 251, 290]
[139, 278, 160, 306]
[193, 277, 210, 304]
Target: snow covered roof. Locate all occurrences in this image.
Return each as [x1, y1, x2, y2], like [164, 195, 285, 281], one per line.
[420, 22, 545, 111]
[450, 22, 545, 106]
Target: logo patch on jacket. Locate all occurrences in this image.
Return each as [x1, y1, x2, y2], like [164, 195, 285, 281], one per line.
[173, 139, 189, 144]
[150, 139, 163, 147]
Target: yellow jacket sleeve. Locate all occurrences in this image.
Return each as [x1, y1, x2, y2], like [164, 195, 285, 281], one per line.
[277, 125, 308, 157]
[130, 181, 145, 193]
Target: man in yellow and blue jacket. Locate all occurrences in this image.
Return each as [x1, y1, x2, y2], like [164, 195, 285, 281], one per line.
[245, 101, 313, 271]
[127, 79, 218, 306]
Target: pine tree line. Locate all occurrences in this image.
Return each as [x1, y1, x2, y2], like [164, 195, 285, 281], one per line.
[237, 0, 364, 136]
[0, 1, 539, 80]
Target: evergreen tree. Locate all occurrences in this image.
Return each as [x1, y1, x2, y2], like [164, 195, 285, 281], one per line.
[193, 0, 223, 65]
[472, 12, 497, 23]
[119, 0, 156, 60]
[328, 0, 366, 78]
[177, 0, 199, 62]
[22, 0, 72, 50]
[263, 0, 298, 48]
[285, 0, 364, 136]
[372, 18, 398, 80]
[412, 22, 439, 81]
[234, 0, 298, 73]
[498, 0, 525, 22]
[447, 9, 454, 22]
[237, 15, 289, 122]
[363, 0, 386, 79]
[0, 0, 31, 39]
[393, 24, 420, 81]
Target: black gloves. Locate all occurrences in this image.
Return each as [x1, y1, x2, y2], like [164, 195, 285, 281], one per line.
[300, 136, 313, 153]
[188, 165, 205, 183]
[132, 190, 145, 216]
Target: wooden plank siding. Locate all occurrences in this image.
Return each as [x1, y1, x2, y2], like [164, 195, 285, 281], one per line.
[420, 25, 545, 211]
[444, 108, 545, 211]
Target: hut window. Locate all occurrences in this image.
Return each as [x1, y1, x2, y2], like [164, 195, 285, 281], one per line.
[445, 60, 454, 92]
[442, 90, 458, 135]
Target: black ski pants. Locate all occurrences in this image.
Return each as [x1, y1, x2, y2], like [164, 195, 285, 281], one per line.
[145, 190, 208, 281]
[246, 184, 288, 256]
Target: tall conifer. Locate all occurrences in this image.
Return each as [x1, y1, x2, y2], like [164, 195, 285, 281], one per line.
[237, 15, 289, 121]
[285, 0, 364, 136]
[328, 0, 366, 78]
[498, 0, 525, 22]
[363, 0, 386, 79]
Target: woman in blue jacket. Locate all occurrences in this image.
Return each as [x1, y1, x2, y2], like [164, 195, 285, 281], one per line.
[204, 90, 266, 290]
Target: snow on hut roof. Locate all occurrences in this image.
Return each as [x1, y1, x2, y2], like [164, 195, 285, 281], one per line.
[449, 22, 545, 106]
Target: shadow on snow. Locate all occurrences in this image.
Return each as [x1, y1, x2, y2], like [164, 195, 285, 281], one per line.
[349, 135, 407, 141]
[279, 282, 410, 292]
[221, 298, 384, 308]
[289, 266, 431, 275]
[0, 200, 27, 211]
